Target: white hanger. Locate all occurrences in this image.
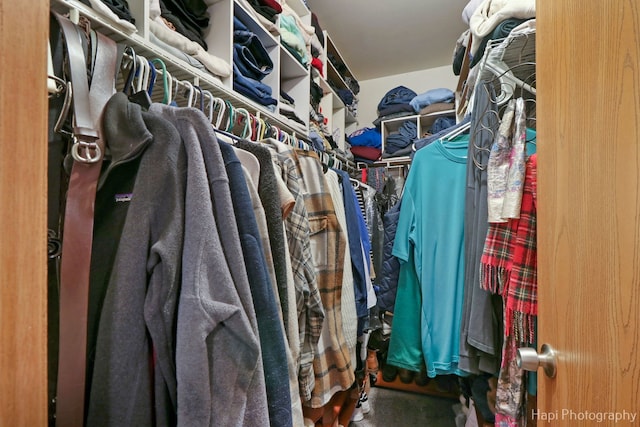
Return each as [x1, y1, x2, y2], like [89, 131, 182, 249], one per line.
[178, 80, 195, 107]
[135, 55, 149, 93]
[213, 97, 226, 129]
[201, 89, 215, 122]
[165, 69, 173, 104]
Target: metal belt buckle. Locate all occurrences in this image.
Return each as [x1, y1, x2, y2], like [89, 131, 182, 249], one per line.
[47, 229, 62, 259]
[70, 134, 102, 163]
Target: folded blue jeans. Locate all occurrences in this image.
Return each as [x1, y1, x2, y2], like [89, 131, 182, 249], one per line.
[233, 30, 273, 81]
[233, 63, 277, 106]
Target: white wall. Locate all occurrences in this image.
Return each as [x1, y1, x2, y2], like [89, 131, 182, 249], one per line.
[355, 65, 458, 128]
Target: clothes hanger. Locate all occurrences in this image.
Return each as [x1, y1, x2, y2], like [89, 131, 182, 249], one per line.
[234, 108, 252, 139]
[249, 114, 258, 141]
[193, 85, 205, 112]
[441, 121, 471, 142]
[213, 96, 226, 129]
[135, 55, 148, 93]
[271, 125, 280, 141]
[470, 109, 499, 171]
[201, 89, 215, 122]
[255, 117, 266, 140]
[171, 79, 194, 107]
[225, 100, 236, 132]
[121, 46, 152, 109]
[122, 46, 138, 96]
[150, 58, 170, 104]
[146, 59, 157, 96]
[50, 74, 73, 135]
[164, 69, 174, 105]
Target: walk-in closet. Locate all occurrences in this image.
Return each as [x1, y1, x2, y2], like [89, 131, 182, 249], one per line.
[2, 1, 640, 426]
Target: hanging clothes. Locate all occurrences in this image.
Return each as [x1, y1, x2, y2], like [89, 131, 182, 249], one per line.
[273, 143, 355, 408]
[148, 103, 268, 426]
[87, 93, 185, 426]
[218, 140, 294, 427]
[458, 79, 503, 376]
[388, 133, 470, 378]
[325, 169, 359, 370]
[262, 139, 324, 403]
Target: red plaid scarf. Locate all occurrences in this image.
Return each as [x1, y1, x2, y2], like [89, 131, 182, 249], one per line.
[481, 155, 537, 343]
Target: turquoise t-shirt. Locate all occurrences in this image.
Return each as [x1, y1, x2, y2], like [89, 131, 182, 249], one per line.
[386, 250, 424, 372]
[390, 135, 470, 378]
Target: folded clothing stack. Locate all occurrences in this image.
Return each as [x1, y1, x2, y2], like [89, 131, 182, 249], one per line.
[84, 0, 135, 25]
[377, 86, 417, 115]
[374, 86, 417, 129]
[233, 17, 277, 106]
[409, 88, 455, 113]
[159, 0, 210, 49]
[470, 18, 528, 67]
[84, 0, 136, 32]
[149, 0, 231, 78]
[279, 91, 306, 126]
[384, 120, 417, 156]
[246, 0, 282, 23]
[347, 128, 382, 163]
[280, 14, 310, 66]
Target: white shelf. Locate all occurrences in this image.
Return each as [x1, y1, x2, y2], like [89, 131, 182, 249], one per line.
[380, 109, 456, 154]
[50, 0, 309, 139]
[284, 0, 311, 25]
[52, 0, 361, 154]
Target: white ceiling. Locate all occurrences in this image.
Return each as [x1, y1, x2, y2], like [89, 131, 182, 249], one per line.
[306, 0, 470, 81]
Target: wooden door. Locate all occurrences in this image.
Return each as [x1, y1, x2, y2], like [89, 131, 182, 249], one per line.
[0, 1, 49, 425]
[537, 0, 640, 423]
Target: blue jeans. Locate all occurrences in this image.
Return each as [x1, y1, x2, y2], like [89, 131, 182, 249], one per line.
[233, 63, 277, 106]
[233, 30, 273, 81]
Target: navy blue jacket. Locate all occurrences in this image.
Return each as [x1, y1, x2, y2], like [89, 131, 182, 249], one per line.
[219, 140, 293, 427]
[333, 169, 368, 319]
[377, 199, 402, 313]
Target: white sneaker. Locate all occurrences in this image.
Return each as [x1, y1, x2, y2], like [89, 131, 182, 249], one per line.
[351, 406, 364, 422]
[359, 392, 370, 414]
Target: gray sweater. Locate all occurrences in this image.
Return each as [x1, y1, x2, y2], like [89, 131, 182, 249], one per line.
[149, 104, 269, 427]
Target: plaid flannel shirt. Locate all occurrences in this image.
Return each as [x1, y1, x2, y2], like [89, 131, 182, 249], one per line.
[294, 149, 354, 408]
[267, 142, 324, 402]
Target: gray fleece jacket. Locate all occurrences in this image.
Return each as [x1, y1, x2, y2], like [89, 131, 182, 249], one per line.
[88, 94, 269, 426]
[88, 93, 185, 426]
[149, 104, 268, 427]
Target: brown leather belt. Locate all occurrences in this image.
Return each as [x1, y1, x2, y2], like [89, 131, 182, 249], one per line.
[52, 12, 117, 427]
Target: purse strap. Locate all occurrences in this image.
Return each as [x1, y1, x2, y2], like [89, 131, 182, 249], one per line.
[52, 12, 118, 427]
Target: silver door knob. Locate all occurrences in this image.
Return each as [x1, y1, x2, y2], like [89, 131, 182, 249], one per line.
[516, 343, 557, 378]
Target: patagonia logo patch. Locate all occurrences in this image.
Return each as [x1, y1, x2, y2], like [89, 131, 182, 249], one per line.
[115, 193, 133, 202]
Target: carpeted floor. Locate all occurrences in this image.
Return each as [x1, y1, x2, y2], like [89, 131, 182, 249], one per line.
[349, 386, 462, 427]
